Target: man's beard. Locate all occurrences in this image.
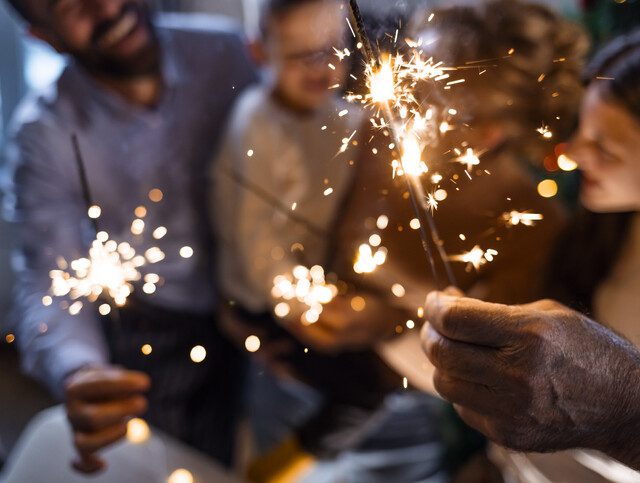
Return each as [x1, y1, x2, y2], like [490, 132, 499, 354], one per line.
[69, 2, 161, 80]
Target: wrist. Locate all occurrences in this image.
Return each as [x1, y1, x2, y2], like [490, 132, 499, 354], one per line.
[594, 347, 640, 470]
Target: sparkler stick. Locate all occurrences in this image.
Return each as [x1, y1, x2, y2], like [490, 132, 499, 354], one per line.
[51, 135, 164, 316]
[71, 134, 99, 235]
[348, 0, 376, 65]
[220, 166, 327, 238]
[348, 0, 457, 289]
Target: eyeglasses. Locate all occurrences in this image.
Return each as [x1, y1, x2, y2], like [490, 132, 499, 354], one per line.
[283, 44, 350, 68]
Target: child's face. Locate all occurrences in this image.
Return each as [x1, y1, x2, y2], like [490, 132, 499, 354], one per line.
[264, 0, 349, 112]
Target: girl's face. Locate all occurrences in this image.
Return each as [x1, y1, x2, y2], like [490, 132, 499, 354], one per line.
[568, 85, 640, 213]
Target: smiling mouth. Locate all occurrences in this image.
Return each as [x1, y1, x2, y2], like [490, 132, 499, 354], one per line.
[99, 11, 140, 49]
[581, 174, 601, 190]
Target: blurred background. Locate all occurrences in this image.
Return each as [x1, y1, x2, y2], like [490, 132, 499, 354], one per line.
[0, 0, 637, 469]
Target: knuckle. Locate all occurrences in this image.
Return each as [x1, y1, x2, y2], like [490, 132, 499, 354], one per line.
[432, 371, 453, 399]
[73, 432, 90, 451]
[439, 304, 458, 336]
[424, 336, 440, 364]
[426, 336, 452, 370]
[134, 396, 148, 414]
[79, 406, 100, 430]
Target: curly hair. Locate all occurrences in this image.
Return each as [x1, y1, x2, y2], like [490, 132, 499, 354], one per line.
[412, 0, 589, 164]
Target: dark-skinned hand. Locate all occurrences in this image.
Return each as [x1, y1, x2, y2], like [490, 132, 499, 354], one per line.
[421, 292, 640, 470]
[65, 366, 150, 473]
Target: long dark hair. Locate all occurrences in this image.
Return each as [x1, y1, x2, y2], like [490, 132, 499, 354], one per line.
[549, 29, 640, 314]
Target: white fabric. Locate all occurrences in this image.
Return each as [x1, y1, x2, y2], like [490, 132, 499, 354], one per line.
[489, 445, 640, 483]
[0, 406, 239, 483]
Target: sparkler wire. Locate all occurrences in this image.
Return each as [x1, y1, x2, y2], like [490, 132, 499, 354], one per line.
[69, 134, 121, 321]
[348, 0, 376, 64]
[220, 166, 328, 239]
[71, 133, 99, 235]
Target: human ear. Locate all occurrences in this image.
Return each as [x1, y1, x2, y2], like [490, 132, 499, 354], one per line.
[248, 40, 268, 66]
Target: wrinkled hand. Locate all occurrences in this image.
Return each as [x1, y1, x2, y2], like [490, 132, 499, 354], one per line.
[286, 294, 400, 353]
[421, 292, 640, 469]
[65, 366, 150, 473]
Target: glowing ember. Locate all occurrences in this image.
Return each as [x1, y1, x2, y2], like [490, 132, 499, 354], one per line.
[167, 469, 194, 483]
[368, 58, 397, 104]
[449, 245, 498, 271]
[126, 418, 150, 444]
[245, 335, 261, 353]
[426, 191, 439, 214]
[398, 134, 429, 177]
[272, 265, 338, 324]
[49, 237, 162, 312]
[353, 243, 388, 274]
[537, 124, 553, 139]
[503, 211, 544, 227]
[557, 154, 578, 171]
[455, 148, 481, 171]
[190, 345, 206, 363]
[47, 205, 167, 314]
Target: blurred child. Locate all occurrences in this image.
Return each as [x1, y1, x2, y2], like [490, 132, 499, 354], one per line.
[214, 0, 358, 316]
[212, 1, 438, 481]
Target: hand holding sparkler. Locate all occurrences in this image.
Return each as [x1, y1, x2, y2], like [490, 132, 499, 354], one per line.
[421, 292, 640, 469]
[65, 366, 150, 474]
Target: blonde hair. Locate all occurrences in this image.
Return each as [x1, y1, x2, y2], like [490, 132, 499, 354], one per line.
[413, 0, 589, 163]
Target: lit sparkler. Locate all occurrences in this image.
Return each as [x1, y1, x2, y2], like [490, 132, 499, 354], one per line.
[47, 135, 169, 315]
[272, 265, 338, 325]
[348, 0, 457, 287]
[49, 226, 165, 314]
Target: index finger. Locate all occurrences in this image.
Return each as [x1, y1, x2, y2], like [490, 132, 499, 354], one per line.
[67, 370, 151, 401]
[425, 292, 516, 347]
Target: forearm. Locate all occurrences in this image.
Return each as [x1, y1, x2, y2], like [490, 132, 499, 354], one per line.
[16, 291, 109, 398]
[601, 371, 640, 470]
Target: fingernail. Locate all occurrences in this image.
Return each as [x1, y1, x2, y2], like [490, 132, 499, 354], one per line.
[427, 325, 442, 342]
[425, 292, 445, 315]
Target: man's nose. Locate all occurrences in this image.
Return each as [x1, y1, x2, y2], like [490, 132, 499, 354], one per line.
[88, 0, 123, 20]
[565, 137, 593, 171]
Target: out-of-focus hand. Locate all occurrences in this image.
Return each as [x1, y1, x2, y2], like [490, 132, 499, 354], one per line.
[64, 366, 150, 473]
[286, 294, 401, 353]
[421, 292, 640, 470]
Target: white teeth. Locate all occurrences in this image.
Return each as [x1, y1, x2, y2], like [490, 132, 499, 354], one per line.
[102, 12, 137, 48]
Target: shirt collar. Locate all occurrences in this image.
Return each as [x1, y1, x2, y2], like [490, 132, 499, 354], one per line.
[156, 26, 184, 88]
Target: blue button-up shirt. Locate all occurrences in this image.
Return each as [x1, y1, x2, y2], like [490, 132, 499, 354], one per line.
[1, 14, 257, 396]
